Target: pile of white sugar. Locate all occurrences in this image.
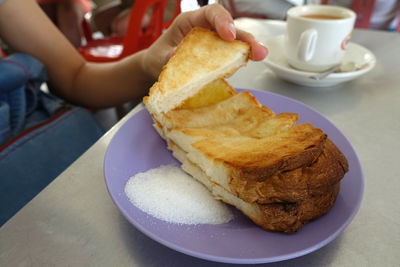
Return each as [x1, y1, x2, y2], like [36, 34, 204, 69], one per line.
[124, 165, 233, 225]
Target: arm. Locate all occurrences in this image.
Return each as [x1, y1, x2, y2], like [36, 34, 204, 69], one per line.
[0, 0, 151, 108]
[0, 1, 267, 109]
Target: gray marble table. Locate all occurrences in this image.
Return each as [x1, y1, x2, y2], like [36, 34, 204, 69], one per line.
[1, 18, 399, 267]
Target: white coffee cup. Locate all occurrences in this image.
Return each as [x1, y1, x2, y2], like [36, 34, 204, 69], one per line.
[284, 5, 356, 72]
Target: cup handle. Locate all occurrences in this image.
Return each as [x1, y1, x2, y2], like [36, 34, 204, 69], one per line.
[297, 29, 317, 62]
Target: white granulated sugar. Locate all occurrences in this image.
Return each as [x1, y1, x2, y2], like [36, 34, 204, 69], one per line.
[124, 165, 233, 225]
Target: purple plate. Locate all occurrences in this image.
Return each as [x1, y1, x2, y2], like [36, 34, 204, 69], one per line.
[104, 89, 364, 264]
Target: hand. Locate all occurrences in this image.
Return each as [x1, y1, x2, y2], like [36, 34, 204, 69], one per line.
[143, 4, 268, 79]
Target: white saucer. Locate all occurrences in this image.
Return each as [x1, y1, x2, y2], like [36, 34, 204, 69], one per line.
[263, 35, 376, 87]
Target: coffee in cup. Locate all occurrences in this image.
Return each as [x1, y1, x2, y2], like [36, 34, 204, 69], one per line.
[284, 5, 356, 72]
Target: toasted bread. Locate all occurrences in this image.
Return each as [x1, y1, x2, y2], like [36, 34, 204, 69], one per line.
[178, 149, 342, 233]
[145, 27, 249, 114]
[143, 27, 348, 232]
[167, 138, 344, 232]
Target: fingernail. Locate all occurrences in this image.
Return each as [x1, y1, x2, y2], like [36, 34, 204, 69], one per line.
[259, 41, 269, 56]
[228, 23, 236, 39]
[250, 41, 269, 61]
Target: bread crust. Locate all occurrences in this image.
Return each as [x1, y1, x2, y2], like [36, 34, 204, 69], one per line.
[254, 182, 341, 233]
[229, 138, 349, 204]
[193, 123, 327, 181]
[174, 145, 343, 233]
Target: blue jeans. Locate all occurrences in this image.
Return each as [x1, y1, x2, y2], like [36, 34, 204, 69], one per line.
[0, 53, 105, 225]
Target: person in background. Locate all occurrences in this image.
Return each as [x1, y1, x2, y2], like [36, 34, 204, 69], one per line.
[91, 0, 134, 36]
[37, 0, 93, 47]
[220, 0, 298, 20]
[323, 0, 400, 31]
[221, 0, 400, 31]
[197, 0, 209, 6]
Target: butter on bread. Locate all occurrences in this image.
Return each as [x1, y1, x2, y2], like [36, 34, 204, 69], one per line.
[145, 27, 249, 114]
[144, 27, 348, 232]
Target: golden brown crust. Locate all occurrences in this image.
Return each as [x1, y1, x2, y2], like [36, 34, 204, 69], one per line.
[253, 182, 341, 233]
[193, 123, 327, 181]
[229, 138, 348, 204]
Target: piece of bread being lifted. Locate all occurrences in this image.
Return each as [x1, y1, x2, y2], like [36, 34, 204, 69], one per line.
[144, 27, 348, 233]
[145, 27, 250, 114]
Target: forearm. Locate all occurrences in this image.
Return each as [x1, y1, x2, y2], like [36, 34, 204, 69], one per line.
[0, 0, 155, 109]
[61, 50, 156, 108]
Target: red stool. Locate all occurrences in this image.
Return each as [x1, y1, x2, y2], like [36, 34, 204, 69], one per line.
[78, 0, 181, 63]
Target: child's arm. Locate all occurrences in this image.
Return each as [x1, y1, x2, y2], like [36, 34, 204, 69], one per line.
[0, 0, 267, 109]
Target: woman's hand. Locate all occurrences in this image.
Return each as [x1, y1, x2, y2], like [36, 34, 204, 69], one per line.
[144, 4, 268, 80]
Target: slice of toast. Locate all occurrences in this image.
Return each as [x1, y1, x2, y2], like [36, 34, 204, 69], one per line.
[174, 143, 342, 233]
[143, 27, 348, 232]
[145, 27, 250, 114]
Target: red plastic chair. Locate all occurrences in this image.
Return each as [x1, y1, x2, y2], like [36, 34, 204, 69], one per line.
[78, 0, 181, 63]
[0, 47, 6, 58]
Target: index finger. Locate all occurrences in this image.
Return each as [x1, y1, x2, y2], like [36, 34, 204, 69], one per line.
[170, 4, 235, 42]
[188, 4, 268, 60]
[168, 4, 268, 60]
[236, 29, 268, 61]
